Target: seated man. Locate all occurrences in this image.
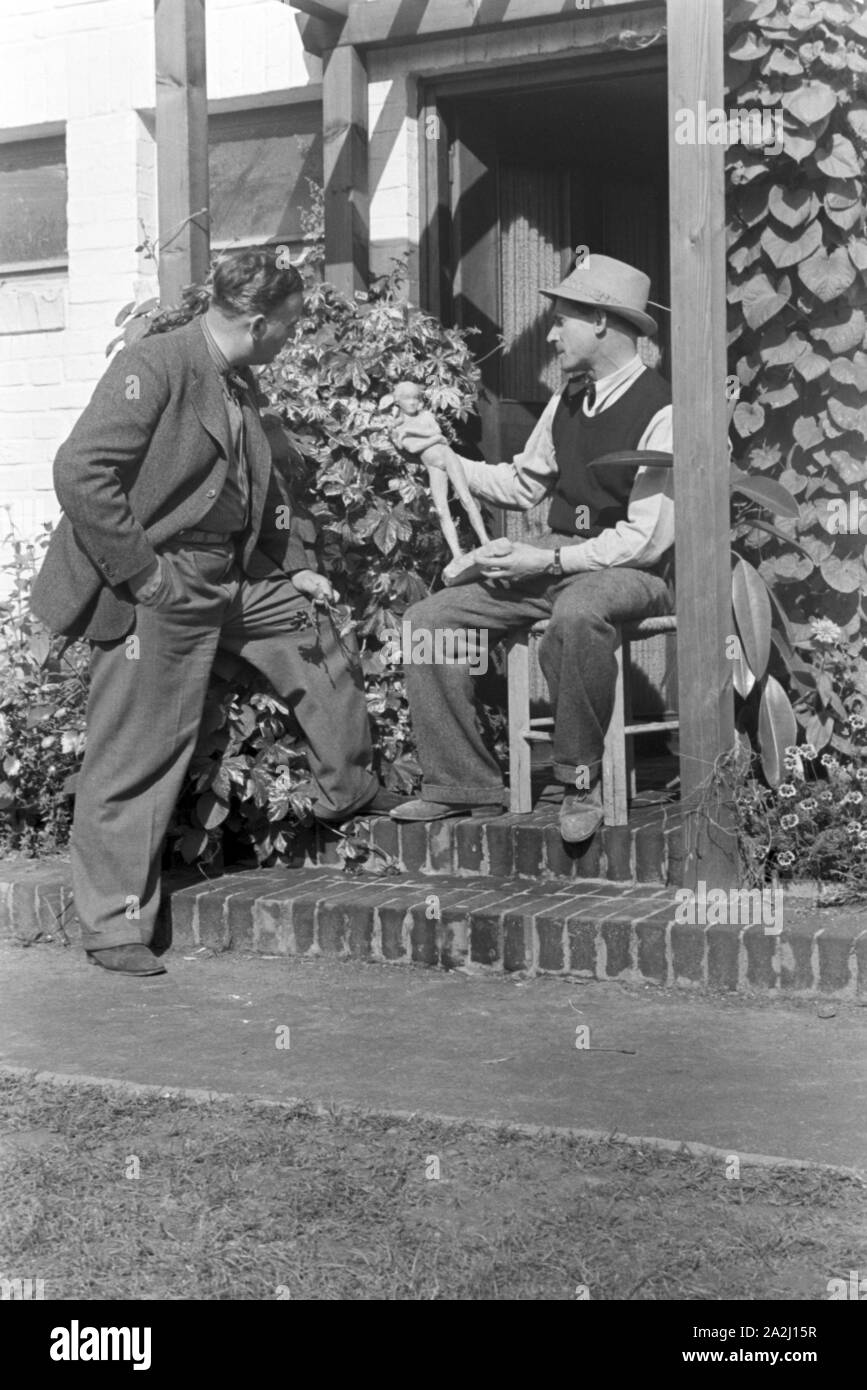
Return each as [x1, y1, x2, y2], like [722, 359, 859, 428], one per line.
[392, 254, 674, 844]
[31, 247, 402, 977]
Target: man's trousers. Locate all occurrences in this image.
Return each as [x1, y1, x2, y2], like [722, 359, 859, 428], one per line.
[71, 540, 378, 951]
[403, 534, 673, 805]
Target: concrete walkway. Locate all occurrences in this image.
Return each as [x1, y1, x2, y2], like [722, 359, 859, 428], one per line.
[3, 941, 866, 1172]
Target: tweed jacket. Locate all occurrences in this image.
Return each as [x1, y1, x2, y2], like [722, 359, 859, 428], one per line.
[30, 317, 319, 641]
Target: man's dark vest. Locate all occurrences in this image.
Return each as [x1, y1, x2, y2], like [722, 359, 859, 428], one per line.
[546, 367, 672, 540]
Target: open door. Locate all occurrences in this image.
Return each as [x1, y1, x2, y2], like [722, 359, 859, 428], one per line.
[435, 69, 670, 541]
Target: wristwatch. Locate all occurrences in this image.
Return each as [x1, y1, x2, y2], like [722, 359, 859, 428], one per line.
[548, 548, 563, 577]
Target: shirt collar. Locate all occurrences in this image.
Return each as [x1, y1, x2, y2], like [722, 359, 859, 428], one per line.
[564, 354, 645, 413]
[200, 314, 234, 378]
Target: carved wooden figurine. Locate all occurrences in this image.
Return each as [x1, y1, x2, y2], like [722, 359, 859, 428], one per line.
[391, 381, 490, 561]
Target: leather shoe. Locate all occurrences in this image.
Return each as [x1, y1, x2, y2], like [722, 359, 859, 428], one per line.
[358, 788, 411, 815]
[559, 789, 604, 843]
[87, 944, 167, 976]
[390, 798, 504, 822]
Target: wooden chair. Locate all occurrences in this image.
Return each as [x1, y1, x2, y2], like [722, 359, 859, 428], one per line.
[505, 614, 678, 825]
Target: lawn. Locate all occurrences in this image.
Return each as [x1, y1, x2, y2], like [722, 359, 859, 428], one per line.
[1, 1074, 864, 1301]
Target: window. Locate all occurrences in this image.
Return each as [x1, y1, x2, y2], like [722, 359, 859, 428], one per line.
[208, 104, 322, 259]
[0, 135, 67, 271]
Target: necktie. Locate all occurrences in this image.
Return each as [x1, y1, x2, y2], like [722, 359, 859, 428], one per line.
[224, 372, 250, 525]
[565, 373, 596, 410]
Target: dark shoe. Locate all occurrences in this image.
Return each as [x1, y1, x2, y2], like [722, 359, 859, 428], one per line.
[359, 788, 412, 815]
[559, 789, 604, 844]
[87, 944, 167, 976]
[390, 798, 504, 822]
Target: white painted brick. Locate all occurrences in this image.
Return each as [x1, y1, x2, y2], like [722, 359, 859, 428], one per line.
[0, 361, 29, 386]
[64, 353, 107, 381]
[32, 413, 65, 438]
[68, 220, 142, 254]
[29, 358, 63, 385]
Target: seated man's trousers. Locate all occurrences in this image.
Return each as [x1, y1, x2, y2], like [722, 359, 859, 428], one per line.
[403, 534, 673, 806]
[71, 541, 377, 951]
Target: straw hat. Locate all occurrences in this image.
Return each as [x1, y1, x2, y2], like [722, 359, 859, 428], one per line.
[540, 254, 658, 337]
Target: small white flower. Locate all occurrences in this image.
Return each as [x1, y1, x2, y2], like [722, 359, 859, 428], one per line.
[777, 784, 797, 798]
[800, 743, 817, 760]
[777, 851, 795, 868]
[810, 618, 842, 644]
[780, 813, 799, 830]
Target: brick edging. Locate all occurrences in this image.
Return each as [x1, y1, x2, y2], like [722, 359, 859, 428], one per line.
[2, 861, 865, 999]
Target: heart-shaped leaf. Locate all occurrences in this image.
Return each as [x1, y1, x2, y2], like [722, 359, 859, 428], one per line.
[825, 199, 864, 232]
[763, 48, 804, 77]
[758, 324, 803, 366]
[768, 185, 819, 228]
[811, 450, 867, 489]
[782, 125, 816, 162]
[798, 247, 856, 301]
[824, 178, 862, 211]
[820, 554, 865, 593]
[829, 355, 867, 392]
[732, 556, 773, 679]
[792, 414, 824, 450]
[812, 307, 865, 353]
[730, 30, 771, 62]
[847, 104, 867, 141]
[847, 237, 867, 272]
[733, 400, 766, 437]
[728, 0, 775, 22]
[815, 133, 861, 178]
[781, 80, 837, 127]
[826, 397, 867, 437]
[762, 381, 800, 409]
[792, 346, 830, 382]
[741, 271, 791, 329]
[760, 218, 822, 268]
[758, 675, 798, 786]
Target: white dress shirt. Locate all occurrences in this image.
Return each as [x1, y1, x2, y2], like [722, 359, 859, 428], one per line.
[455, 356, 674, 572]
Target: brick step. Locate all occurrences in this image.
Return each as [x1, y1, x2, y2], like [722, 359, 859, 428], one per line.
[2, 863, 864, 996]
[164, 867, 863, 996]
[310, 795, 684, 887]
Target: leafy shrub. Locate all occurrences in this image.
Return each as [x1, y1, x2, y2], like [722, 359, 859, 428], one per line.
[0, 531, 88, 855]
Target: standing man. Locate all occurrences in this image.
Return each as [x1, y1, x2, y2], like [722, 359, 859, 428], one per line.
[32, 248, 401, 977]
[392, 255, 674, 843]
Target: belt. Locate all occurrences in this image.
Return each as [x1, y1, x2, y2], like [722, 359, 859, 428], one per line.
[173, 529, 237, 545]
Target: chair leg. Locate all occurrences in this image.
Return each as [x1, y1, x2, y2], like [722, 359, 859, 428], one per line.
[506, 634, 532, 814]
[602, 627, 628, 826]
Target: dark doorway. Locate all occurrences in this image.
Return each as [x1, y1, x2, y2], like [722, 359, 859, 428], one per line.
[424, 64, 670, 524]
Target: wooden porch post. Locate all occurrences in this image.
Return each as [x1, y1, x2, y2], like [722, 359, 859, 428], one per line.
[667, 0, 738, 890]
[323, 43, 369, 296]
[154, 0, 210, 306]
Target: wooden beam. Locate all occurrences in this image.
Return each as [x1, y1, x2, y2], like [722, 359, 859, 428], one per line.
[322, 44, 369, 297]
[154, 0, 210, 306]
[343, 0, 650, 49]
[667, 0, 738, 890]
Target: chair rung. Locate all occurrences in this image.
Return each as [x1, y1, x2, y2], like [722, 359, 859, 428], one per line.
[623, 719, 679, 735]
[528, 717, 554, 730]
[523, 731, 553, 743]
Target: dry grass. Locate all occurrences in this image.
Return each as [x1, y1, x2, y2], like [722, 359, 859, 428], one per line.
[1, 1074, 864, 1301]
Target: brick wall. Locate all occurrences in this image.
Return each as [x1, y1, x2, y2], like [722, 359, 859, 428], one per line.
[0, 0, 319, 566]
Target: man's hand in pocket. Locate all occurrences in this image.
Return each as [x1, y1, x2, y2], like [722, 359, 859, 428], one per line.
[128, 557, 163, 603]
